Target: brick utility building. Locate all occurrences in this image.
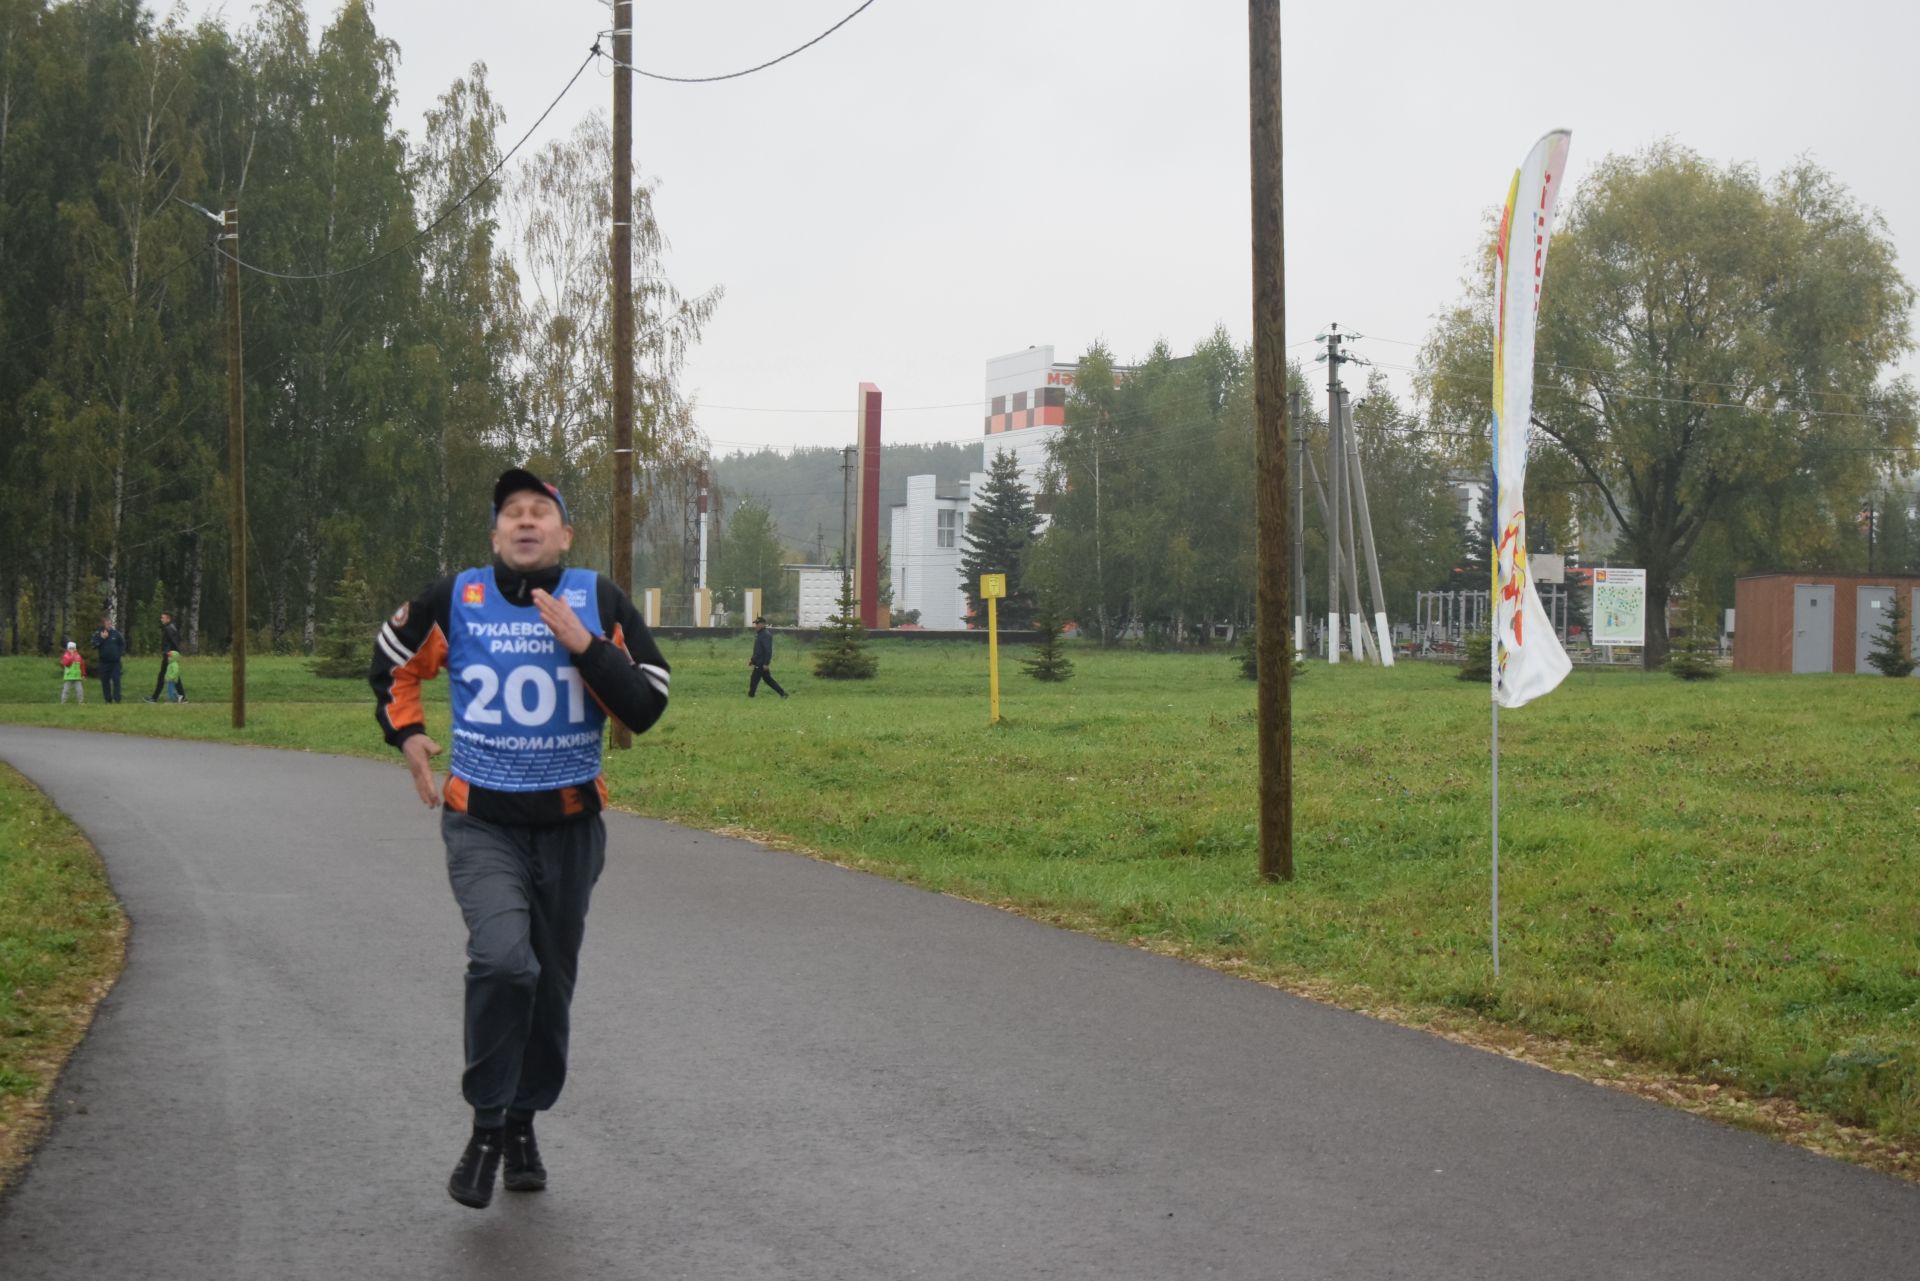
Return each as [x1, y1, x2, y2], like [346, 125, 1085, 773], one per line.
[1733, 572, 1920, 673]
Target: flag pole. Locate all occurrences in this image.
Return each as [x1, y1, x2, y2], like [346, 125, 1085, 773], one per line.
[1491, 465, 1501, 980]
[1492, 690, 1501, 978]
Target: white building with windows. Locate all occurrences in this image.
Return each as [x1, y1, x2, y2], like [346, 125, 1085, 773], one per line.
[889, 472, 985, 629]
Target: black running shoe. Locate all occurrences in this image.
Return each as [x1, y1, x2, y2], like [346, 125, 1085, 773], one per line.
[448, 1127, 503, 1209]
[502, 1115, 546, 1191]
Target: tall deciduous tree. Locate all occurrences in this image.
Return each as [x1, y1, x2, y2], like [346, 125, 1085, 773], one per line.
[404, 61, 517, 581]
[1873, 482, 1919, 574]
[59, 6, 204, 624]
[711, 498, 791, 619]
[1041, 333, 1262, 644]
[1422, 145, 1916, 666]
[505, 113, 719, 570]
[1348, 371, 1465, 615]
[0, 0, 721, 656]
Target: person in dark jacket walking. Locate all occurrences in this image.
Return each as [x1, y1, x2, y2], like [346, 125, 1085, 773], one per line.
[371, 467, 671, 1211]
[92, 615, 127, 703]
[747, 616, 788, 699]
[146, 611, 185, 703]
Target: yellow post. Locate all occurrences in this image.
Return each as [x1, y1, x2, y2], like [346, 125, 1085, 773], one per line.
[988, 595, 1000, 724]
[981, 573, 1006, 724]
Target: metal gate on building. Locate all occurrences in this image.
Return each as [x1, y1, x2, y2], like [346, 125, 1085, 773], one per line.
[1792, 584, 1834, 673]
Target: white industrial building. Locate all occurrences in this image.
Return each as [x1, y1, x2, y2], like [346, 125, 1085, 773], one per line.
[885, 345, 1112, 628]
[983, 345, 1077, 497]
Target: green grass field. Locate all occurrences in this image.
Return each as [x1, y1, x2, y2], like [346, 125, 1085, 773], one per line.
[0, 760, 126, 1188]
[2, 640, 1917, 1160]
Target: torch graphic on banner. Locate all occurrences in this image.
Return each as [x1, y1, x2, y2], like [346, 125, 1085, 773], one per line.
[1490, 130, 1573, 709]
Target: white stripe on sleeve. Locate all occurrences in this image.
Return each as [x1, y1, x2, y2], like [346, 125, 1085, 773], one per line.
[379, 623, 416, 664]
[376, 630, 409, 668]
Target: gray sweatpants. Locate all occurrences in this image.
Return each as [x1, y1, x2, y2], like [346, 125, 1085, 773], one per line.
[442, 809, 607, 1126]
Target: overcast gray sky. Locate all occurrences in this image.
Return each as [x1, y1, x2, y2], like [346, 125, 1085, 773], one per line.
[192, 0, 1919, 453]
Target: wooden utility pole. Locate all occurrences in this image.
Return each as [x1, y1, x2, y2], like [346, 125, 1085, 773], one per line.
[1248, 0, 1292, 881]
[223, 206, 247, 730]
[609, 0, 634, 749]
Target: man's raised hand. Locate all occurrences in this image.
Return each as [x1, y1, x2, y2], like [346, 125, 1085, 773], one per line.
[402, 734, 444, 808]
[531, 588, 594, 655]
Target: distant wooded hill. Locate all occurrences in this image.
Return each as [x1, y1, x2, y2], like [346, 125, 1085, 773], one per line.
[709, 443, 987, 560]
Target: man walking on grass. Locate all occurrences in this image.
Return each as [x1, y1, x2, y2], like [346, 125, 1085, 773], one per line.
[371, 468, 670, 1210]
[146, 610, 184, 703]
[747, 615, 788, 699]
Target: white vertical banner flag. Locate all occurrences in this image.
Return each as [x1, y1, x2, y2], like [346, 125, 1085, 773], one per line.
[1491, 130, 1574, 709]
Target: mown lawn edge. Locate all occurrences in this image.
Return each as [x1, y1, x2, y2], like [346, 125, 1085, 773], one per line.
[0, 762, 129, 1195]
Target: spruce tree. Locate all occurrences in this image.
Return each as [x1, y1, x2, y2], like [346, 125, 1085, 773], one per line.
[1022, 601, 1074, 683]
[1664, 577, 1722, 681]
[1866, 592, 1916, 677]
[311, 558, 377, 679]
[812, 570, 877, 680]
[959, 449, 1041, 630]
[1447, 488, 1494, 590]
[1235, 621, 1302, 681]
[1458, 628, 1492, 682]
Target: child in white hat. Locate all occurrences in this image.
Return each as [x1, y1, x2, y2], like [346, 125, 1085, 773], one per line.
[59, 641, 87, 703]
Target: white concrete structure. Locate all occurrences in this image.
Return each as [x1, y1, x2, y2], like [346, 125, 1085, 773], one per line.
[786, 565, 843, 628]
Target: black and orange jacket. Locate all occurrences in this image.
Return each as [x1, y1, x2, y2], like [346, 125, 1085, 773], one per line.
[369, 559, 670, 826]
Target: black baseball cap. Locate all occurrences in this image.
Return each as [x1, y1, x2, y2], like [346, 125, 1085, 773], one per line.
[492, 467, 569, 524]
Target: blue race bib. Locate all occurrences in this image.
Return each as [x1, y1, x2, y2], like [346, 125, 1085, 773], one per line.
[446, 567, 606, 791]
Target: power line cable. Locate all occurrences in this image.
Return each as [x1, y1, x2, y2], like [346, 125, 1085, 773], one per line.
[219, 45, 599, 283]
[605, 0, 877, 84]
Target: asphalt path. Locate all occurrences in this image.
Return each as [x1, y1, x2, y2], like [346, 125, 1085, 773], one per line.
[1, 725, 1916, 1280]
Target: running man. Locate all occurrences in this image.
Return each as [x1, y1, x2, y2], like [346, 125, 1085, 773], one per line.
[370, 467, 670, 1210]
